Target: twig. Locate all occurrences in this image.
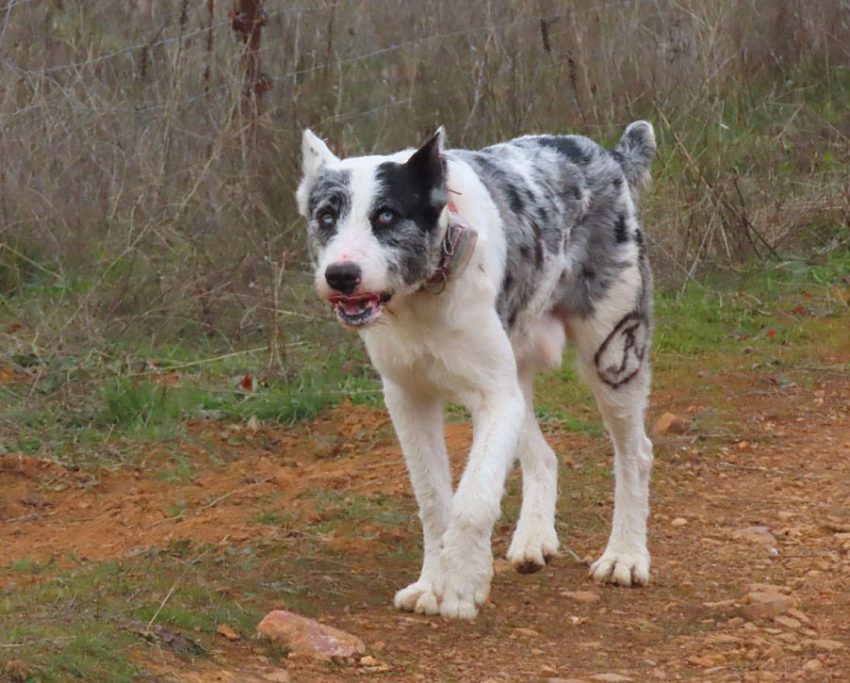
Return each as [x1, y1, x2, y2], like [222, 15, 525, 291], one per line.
[201, 475, 273, 510]
[146, 547, 212, 630]
[132, 345, 267, 374]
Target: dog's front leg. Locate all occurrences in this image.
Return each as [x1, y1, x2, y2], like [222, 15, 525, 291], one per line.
[384, 381, 452, 615]
[437, 378, 525, 619]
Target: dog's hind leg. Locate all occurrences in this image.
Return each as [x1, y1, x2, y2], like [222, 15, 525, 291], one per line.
[569, 311, 654, 587]
[506, 365, 560, 573]
[384, 381, 452, 614]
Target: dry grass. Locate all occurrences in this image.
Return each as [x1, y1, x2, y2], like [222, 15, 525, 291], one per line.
[0, 0, 848, 346]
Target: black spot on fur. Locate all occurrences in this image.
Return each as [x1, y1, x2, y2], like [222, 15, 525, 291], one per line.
[537, 135, 592, 164]
[368, 133, 448, 285]
[615, 214, 629, 243]
[507, 186, 526, 213]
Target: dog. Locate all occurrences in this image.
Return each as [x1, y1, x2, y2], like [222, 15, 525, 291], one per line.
[296, 122, 656, 619]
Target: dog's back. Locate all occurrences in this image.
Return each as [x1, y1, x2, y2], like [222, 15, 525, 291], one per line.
[449, 122, 656, 334]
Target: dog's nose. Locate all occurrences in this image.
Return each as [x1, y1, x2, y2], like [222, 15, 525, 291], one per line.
[325, 261, 361, 294]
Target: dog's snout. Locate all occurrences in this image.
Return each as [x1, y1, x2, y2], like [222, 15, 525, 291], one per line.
[325, 261, 361, 294]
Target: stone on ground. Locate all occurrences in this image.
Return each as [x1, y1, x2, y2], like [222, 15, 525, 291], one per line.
[257, 610, 365, 661]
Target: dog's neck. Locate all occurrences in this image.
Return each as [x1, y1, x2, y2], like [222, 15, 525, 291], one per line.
[421, 195, 477, 294]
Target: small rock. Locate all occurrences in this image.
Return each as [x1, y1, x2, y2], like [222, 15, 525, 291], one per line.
[371, 640, 386, 652]
[703, 599, 737, 609]
[671, 517, 688, 527]
[359, 655, 379, 666]
[493, 558, 513, 574]
[733, 527, 777, 545]
[263, 671, 290, 683]
[763, 643, 783, 659]
[786, 608, 810, 624]
[562, 590, 601, 603]
[514, 627, 540, 637]
[652, 412, 689, 436]
[589, 675, 633, 682]
[740, 591, 796, 619]
[773, 615, 801, 629]
[540, 665, 558, 675]
[811, 639, 844, 651]
[579, 641, 603, 649]
[216, 623, 241, 641]
[687, 655, 715, 667]
[747, 583, 791, 594]
[256, 610, 365, 661]
[802, 658, 822, 672]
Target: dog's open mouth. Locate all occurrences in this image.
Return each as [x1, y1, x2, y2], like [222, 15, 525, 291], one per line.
[329, 292, 390, 327]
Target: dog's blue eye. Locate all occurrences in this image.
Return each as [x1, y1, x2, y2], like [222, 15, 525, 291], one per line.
[318, 210, 337, 229]
[376, 209, 397, 226]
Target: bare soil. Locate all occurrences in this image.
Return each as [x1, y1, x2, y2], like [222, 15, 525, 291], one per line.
[2, 367, 849, 682]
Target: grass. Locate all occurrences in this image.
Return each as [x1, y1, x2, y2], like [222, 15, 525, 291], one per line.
[0, 531, 400, 680]
[1, 249, 848, 465]
[1, 249, 848, 678]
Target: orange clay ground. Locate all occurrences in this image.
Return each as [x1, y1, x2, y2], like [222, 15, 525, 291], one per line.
[2, 360, 849, 682]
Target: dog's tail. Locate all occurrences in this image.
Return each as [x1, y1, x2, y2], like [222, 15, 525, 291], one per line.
[613, 120, 656, 188]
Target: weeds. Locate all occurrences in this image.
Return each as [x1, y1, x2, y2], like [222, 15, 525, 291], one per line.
[0, 1, 848, 350]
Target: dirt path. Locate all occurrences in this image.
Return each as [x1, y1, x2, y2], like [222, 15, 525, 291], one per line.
[2, 368, 849, 681]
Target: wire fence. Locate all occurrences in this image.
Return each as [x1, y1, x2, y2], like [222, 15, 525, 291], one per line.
[0, 0, 848, 347]
[0, 0, 651, 124]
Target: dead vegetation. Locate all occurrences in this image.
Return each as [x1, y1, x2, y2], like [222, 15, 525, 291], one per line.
[0, 0, 848, 347]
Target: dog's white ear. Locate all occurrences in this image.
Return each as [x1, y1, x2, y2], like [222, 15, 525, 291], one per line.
[297, 130, 339, 217]
[301, 129, 339, 181]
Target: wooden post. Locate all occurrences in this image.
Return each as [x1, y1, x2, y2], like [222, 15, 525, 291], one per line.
[231, 0, 270, 118]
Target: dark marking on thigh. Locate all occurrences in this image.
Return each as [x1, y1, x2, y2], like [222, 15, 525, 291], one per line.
[593, 312, 648, 388]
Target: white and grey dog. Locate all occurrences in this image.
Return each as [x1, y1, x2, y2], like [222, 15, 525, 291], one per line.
[296, 122, 656, 619]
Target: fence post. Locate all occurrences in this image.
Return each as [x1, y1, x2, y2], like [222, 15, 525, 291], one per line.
[231, 0, 270, 119]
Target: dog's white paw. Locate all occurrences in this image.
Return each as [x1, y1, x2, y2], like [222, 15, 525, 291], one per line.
[435, 546, 492, 620]
[507, 524, 559, 574]
[589, 548, 650, 586]
[436, 573, 489, 620]
[393, 580, 441, 615]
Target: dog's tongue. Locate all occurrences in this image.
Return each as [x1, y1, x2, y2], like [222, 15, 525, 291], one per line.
[342, 300, 365, 315]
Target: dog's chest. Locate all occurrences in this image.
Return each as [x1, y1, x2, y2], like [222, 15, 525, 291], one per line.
[362, 318, 478, 401]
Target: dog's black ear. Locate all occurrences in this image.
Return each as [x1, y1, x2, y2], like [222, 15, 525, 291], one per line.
[405, 127, 447, 206]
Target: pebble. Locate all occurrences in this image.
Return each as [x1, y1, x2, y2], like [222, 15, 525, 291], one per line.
[773, 615, 801, 629]
[562, 590, 601, 603]
[740, 591, 796, 619]
[802, 658, 822, 671]
[652, 412, 689, 435]
[216, 623, 241, 641]
[513, 627, 540, 637]
[733, 527, 777, 545]
[671, 517, 688, 527]
[810, 638, 844, 651]
[493, 558, 513, 574]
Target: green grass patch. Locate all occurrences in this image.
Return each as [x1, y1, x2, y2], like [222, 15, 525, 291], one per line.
[654, 250, 850, 360]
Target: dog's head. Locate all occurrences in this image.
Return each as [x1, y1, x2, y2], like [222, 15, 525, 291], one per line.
[296, 129, 448, 328]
